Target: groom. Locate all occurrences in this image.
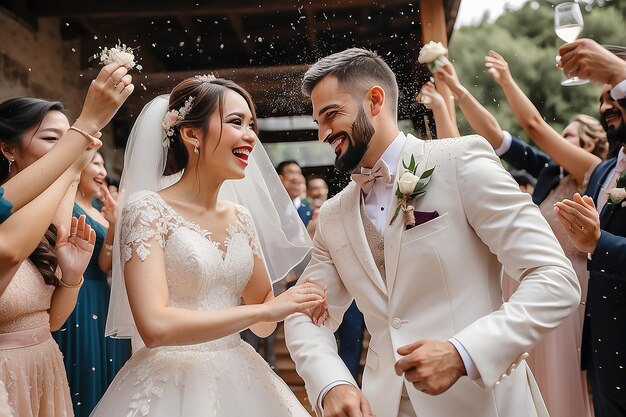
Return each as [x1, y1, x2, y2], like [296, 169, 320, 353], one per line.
[284, 48, 580, 417]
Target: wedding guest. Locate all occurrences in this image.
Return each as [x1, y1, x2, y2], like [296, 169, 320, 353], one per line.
[277, 160, 313, 226]
[433, 54, 605, 417]
[416, 81, 459, 139]
[554, 39, 626, 417]
[52, 152, 131, 417]
[0, 63, 134, 417]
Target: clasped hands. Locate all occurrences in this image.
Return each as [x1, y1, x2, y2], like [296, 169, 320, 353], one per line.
[554, 192, 601, 254]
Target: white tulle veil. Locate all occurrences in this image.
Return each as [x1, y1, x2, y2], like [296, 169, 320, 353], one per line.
[106, 94, 312, 342]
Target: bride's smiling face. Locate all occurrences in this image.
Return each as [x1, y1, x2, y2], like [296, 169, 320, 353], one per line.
[201, 89, 257, 181]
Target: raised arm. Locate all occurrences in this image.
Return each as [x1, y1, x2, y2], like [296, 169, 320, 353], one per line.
[485, 50, 600, 185]
[434, 62, 505, 149]
[122, 203, 324, 349]
[417, 82, 460, 138]
[2, 63, 134, 211]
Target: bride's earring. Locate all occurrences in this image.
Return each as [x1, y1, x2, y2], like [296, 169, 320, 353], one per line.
[7, 158, 14, 173]
[194, 142, 199, 154]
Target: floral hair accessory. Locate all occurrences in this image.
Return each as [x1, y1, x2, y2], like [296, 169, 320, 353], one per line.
[195, 74, 217, 83]
[162, 96, 195, 148]
[99, 41, 142, 71]
[418, 41, 449, 74]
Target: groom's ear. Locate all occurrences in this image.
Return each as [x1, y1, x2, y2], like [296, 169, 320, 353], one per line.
[367, 85, 385, 117]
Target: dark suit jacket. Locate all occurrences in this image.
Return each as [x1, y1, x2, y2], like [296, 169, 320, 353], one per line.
[297, 201, 313, 227]
[582, 157, 626, 401]
[500, 134, 564, 205]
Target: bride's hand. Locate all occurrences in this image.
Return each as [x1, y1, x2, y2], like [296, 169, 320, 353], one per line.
[262, 282, 326, 322]
[485, 50, 513, 87]
[308, 298, 329, 326]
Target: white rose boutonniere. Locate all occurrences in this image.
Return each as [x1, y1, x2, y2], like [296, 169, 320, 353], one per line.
[390, 155, 435, 227]
[607, 171, 626, 206]
[418, 41, 450, 74]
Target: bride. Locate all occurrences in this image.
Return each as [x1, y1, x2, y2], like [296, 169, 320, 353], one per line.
[91, 75, 325, 416]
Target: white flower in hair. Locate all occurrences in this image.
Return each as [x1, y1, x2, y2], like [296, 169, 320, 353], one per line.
[195, 74, 217, 83]
[161, 96, 195, 148]
[418, 41, 449, 74]
[100, 41, 142, 70]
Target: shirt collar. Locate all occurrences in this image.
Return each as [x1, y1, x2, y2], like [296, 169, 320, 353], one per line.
[292, 196, 302, 209]
[618, 147, 626, 163]
[379, 131, 406, 176]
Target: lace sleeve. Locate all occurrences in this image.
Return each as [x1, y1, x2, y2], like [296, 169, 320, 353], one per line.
[234, 205, 261, 259]
[120, 192, 172, 266]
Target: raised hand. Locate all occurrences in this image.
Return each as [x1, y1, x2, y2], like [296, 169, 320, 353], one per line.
[559, 38, 626, 86]
[554, 192, 601, 254]
[262, 282, 326, 322]
[484, 50, 514, 87]
[417, 81, 446, 110]
[322, 384, 374, 417]
[394, 339, 465, 395]
[55, 215, 96, 284]
[73, 63, 135, 136]
[434, 61, 462, 91]
[99, 183, 118, 227]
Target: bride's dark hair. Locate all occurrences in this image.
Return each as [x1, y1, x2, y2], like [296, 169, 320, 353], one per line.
[0, 97, 65, 285]
[164, 77, 258, 176]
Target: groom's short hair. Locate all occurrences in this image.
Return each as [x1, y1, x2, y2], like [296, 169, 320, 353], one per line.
[302, 48, 399, 118]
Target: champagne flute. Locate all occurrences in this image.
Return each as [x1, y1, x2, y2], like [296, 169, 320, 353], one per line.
[555, 2, 588, 86]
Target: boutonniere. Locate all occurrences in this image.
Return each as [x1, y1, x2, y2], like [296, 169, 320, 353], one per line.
[607, 171, 626, 206]
[389, 155, 435, 227]
[417, 41, 450, 74]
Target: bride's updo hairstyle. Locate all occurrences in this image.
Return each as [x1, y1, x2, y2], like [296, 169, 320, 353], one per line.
[163, 76, 258, 176]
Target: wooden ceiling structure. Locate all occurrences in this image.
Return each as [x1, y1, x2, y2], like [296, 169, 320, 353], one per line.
[3, 0, 461, 145]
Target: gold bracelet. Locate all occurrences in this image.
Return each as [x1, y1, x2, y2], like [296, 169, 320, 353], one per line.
[69, 126, 99, 143]
[58, 275, 84, 288]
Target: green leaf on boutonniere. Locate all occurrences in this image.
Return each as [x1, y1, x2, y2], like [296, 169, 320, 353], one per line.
[402, 155, 417, 174]
[617, 171, 626, 189]
[395, 185, 404, 199]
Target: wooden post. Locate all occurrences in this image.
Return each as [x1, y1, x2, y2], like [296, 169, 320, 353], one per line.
[420, 0, 457, 134]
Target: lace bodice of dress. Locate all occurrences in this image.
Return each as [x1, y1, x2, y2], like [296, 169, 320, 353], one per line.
[120, 191, 261, 350]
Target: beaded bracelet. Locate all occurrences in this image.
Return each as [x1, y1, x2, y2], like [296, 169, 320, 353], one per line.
[58, 275, 84, 288]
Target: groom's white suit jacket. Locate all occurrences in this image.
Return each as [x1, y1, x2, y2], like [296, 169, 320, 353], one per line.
[285, 134, 580, 417]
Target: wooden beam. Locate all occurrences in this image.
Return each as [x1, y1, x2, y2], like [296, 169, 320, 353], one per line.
[227, 13, 254, 60]
[420, 0, 456, 133]
[304, 6, 318, 53]
[30, 0, 414, 18]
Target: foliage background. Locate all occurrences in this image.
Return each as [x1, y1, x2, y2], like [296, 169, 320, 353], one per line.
[448, 0, 626, 140]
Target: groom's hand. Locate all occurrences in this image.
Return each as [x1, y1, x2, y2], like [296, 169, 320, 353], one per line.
[322, 384, 374, 417]
[394, 340, 465, 395]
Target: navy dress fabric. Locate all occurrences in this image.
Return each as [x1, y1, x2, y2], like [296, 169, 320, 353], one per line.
[0, 188, 12, 223]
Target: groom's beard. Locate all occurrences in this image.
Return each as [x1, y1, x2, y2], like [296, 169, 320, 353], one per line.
[333, 107, 375, 173]
[601, 109, 626, 144]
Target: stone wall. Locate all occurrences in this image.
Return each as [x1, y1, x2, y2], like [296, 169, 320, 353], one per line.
[0, 8, 122, 179]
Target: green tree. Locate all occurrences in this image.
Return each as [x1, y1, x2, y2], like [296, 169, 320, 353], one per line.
[448, 0, 626, 141]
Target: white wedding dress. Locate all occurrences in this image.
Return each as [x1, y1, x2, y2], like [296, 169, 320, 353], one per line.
[91, 191, 310, 417]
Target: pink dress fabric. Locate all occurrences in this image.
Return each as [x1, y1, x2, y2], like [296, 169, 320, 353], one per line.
[502, 175, 593, 417]
[0, 260, 73, 417]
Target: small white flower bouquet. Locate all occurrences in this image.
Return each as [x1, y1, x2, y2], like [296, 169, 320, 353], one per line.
[607, 172, 626, 207]
[100, 41, 141, 70]
[418, 41, 450, 74]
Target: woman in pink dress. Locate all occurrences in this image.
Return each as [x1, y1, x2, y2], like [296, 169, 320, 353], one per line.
[0, 63, 133, 417]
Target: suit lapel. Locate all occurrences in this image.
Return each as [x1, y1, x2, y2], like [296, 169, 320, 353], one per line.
[340, 182, 388, 295]
[596, 159, 617, 228]
[384, 134, 425, 295]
